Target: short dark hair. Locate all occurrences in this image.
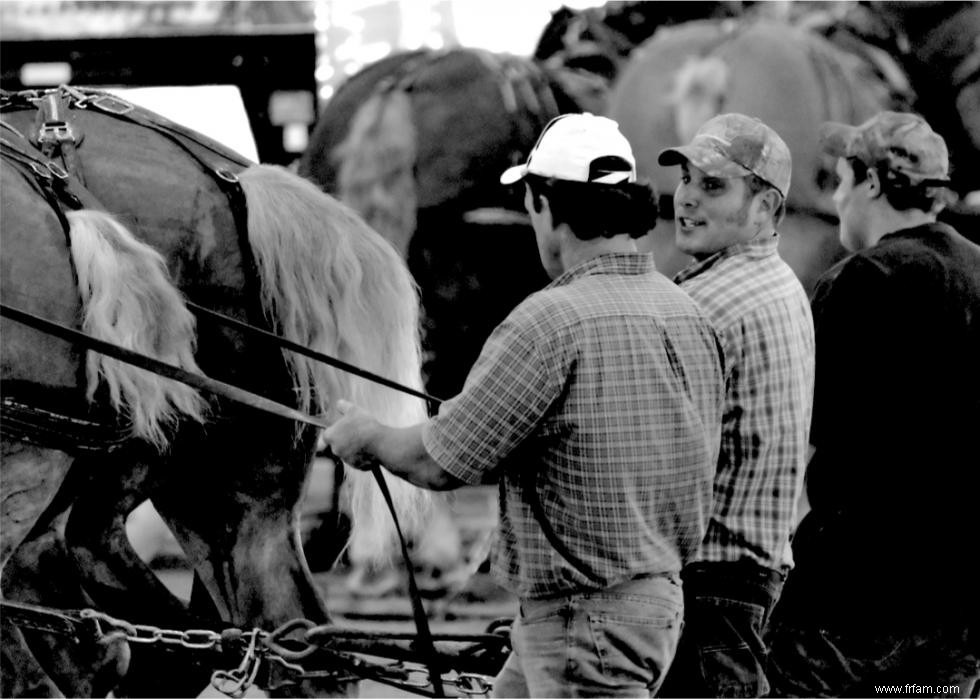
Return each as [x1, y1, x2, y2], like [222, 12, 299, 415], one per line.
[744, 174, 786, 224]
[524, 175, 659, 239]
[846, 157, 952, 214]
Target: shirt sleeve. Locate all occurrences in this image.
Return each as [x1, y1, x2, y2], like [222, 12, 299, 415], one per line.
[422, 310, 564, 485]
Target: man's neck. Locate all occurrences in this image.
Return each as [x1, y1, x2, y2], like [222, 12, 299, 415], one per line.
[866, 207, 937, 248]
[559, 233, 637, 273]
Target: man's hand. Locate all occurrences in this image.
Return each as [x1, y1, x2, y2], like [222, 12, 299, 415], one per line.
[321, 401, 463, 491]
[322, 400, 383, 471]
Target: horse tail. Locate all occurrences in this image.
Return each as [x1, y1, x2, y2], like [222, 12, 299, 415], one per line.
[670, 55, 729, 143]
[334, 88, 417, 259]
[67, 209, 205, 449]
[238, 164, 431, 563]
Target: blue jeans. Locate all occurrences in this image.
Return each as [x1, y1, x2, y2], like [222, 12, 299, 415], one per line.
[492, 573, 684, 698]
[659, 560, 785, 698]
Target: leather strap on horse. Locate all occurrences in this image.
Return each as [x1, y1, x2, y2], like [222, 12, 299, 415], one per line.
[0, 600, 100, 644]
[1, 395, 130, 454]
[0, 133, 81, 228]
[6, 87, 262, 304]
[0, 302, 332, 433]
[32, 89, 87, 187]
[186, 301, 442, 412]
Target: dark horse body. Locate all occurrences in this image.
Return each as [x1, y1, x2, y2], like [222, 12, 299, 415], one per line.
[1, 88, 430, 697]
[298, 48, 582, 399]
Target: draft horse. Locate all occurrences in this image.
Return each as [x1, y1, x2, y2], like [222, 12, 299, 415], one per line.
[0, 87, 431, 697]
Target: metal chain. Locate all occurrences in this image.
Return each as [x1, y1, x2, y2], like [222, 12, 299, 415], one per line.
[79, 610, 269, 697]
[211, 627, 262, 699]
[73, 609, 501, 698]
[453, 673, 494, 696]
[79, 609, 235, 650]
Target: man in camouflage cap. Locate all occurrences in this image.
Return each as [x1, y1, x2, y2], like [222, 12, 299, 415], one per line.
[765, 111, 980, 696]
[657, 113, 815, 698]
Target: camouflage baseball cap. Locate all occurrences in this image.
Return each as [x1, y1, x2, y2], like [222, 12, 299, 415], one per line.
[820, 111, 950, 184]
[658, 113, 792, 199]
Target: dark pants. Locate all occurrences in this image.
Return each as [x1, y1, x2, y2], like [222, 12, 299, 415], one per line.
[659, 560, 785, 698]
[764, 511, 980, 698]
[765, 586, 980, 697]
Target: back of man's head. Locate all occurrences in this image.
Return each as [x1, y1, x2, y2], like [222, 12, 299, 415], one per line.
[501, 113, 659, 239]
[821, 111, 954, 214]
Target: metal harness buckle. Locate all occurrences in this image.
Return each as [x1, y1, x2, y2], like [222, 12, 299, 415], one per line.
[45, 161, 69, 180]
[37, 121, 76, 145]
[88, 94, 134, 115]
[215, 168, 240, 183]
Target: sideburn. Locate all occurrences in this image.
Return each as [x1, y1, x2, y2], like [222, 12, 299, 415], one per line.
[728, 193, 755, 229]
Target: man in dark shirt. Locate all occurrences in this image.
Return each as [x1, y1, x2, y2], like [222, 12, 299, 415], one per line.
[766, 111, 980, 696]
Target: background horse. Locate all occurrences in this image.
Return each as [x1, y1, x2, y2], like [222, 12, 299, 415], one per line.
[604, 16, 903, 293]
[1, 89, 430, 697]
[807, 0, 980, 197]
[299, 47, 577, 402]
[533, 1, 741, 84]
[541, 2, 980, 273]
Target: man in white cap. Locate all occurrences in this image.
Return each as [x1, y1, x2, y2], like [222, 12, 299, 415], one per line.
[656, 113, 815, 697]
[324, 113, 726, 697]
[765, 111, 980, 696]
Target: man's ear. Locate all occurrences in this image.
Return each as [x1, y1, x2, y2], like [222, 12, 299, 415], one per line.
[866, 168, 882, 198]
[537, 192, 551, 217]
[755, 187, 780, 217]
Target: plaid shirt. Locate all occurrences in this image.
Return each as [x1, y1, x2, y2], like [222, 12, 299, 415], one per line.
[423, 253, 724, 599]
[675, 233, 814, 570]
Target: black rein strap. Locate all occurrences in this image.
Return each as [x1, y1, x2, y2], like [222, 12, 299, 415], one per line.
[186, 301, 442, 411]
[0, 302, 329, 431]
[0, 301, 446, 696]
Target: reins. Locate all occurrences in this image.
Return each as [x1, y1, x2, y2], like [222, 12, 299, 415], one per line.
[1, 85, 460, 695]
[0, 300, 451, 696]
[185, 301, 441, 411]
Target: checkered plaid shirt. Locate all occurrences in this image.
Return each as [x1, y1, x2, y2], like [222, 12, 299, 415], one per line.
[423, 253, 724, 599]
[674, 233, 815, 570]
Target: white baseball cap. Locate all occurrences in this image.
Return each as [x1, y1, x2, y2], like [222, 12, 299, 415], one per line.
[500, 113, 637, 186]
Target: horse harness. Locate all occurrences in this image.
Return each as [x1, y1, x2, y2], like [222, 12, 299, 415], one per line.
[0, 87, 499, 698]
[0, 124, 135, 452]
[0, 86, 258, 452]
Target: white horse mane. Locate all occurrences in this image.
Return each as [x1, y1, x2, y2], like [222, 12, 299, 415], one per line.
[238, 164, 431, 563]
[335, 89, 418, 260]
[68, 209, 205, 449]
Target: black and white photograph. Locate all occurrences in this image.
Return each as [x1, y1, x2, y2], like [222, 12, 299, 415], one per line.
[1, 1, 978, 697]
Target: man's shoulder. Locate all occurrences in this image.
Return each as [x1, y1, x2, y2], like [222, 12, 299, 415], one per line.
[833, 223, 977, 284]
[505, 284, 583, 338]
[683, 252, 805, 321]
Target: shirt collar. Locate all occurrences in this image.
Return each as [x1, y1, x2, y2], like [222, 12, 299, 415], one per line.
[674, 232, 780, 285]
[548, 252, 655, 289]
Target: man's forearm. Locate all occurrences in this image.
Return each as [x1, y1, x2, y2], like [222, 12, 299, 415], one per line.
[372, 423, 463, 491]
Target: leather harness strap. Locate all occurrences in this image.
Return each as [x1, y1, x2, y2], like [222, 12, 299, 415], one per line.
[0, 395, 130, 454]
[32, 90, 87, 187]
[1, 600, 99, 644]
